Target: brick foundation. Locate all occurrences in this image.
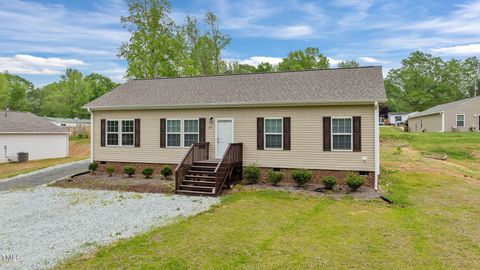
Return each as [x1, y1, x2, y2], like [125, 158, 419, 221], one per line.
[94, 161, 375, 187]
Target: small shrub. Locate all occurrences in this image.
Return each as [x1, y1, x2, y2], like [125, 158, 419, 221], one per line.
[291, 169, 312, 187]
[322, 176, 337, 190]
[267, 170, 284, 186]
[243, 164, 260, 184]
[160, 165, 173, 179]
[77, 134, 84, 139]
[345, 172, 365, 191]
[124, 167, 136, 177]
[88, 162, 98, 172]
[106, 167, 115, 176]
[142, 167, 154, 178]
[393, 146, 402, 155]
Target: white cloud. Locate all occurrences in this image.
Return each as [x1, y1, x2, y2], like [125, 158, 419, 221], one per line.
[0, 54, 85, 75]
[430, 43, 480, 56]
[238, 56, 283, 66]
[358, 56, 389, 64]
[327, 57, 344, 66]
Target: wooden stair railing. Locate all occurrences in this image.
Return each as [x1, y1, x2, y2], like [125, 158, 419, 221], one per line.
[213, 143, 243, 195]
[175, 142, 209, 192]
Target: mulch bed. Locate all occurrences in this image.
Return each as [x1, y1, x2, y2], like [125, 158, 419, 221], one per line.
[50, 172, 175, 194]
[236, 182, 380, 199]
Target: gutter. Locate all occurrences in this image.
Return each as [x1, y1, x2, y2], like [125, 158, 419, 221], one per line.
[84, 99, 388, 111]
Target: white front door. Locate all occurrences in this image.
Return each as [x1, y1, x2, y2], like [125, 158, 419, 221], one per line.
[216, 119, 233, 158]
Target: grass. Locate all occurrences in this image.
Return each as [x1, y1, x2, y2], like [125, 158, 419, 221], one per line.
[56, 128, 480, 269]
[0, 138, 90, 180]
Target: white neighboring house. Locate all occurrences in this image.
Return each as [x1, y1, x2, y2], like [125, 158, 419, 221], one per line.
[47, 117, 91, 127]
[388, 112, 416, 126]
[0, 111, 70, 163]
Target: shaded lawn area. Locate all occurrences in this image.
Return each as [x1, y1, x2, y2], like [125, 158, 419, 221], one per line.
[0, 138, 90, 180]
[56, 130, 480, 269]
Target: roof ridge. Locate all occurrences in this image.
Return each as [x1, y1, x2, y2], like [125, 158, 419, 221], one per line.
[130, 66, 382, 81]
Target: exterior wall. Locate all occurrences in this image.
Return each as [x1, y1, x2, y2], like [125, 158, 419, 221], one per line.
[92, 105, 376, 172]
[0, 134, 69, 163]
[388, 114, 407, 125]
[409, 114, 443, 132]
[443, 98, 480, 132]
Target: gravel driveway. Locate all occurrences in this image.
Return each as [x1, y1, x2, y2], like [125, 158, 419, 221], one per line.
[0, 187, 219, 270]
[0, 160, 89, 191]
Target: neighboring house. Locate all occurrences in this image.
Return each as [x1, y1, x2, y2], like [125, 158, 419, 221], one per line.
[387, 112, 412, 126]
[409, 96, 480, 132]
[47, 117, 91, 127]
[0, 111, 70, 163]
[84, 67, 387, 195]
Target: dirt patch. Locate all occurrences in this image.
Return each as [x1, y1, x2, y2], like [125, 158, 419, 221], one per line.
[50, 172, 175, 194]
[234, 182, 380, 200]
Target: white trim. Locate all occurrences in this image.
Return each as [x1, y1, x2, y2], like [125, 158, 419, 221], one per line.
[166, 118, 182, 148]
[89, 109, 94, 162]
[374, 101, 380, 191]
[331, 116, 353, 152]
[456, 114, 465, 127]
[441, 111, 445, 132]
[85, 100, 383, 111]
[264, 117, 283, 150]
[105, 119, 135, 147]
[182, 118, 200, 148]
[215, 118, 235, 159]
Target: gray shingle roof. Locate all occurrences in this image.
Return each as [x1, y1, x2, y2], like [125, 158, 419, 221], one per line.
[409, 96, 480, 118]
[85, 67, 387, 109]
[0, 111, 69, 133]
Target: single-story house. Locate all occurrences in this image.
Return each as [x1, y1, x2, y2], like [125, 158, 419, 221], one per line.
[0, 111, 70, 163]
[387, 112, 415, 126]
[47, 117, 91, 127]
[84, 67, 387, 195]
[408, 96, 480, 132]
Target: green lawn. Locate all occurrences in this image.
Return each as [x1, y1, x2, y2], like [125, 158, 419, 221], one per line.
[56, 128, 480, 269]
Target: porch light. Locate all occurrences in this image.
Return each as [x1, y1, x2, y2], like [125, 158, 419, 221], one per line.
[209, 117, 214, 124]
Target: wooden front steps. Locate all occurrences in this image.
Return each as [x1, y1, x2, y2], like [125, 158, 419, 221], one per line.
[176, 160, 218, 196]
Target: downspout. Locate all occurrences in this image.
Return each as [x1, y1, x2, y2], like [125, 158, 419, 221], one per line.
[374, 101, 380, 191]
[441, 111, 445, 132]
[88, 108, 94, 163]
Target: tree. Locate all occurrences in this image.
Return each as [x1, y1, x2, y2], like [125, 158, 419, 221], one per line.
[256, 62, 275, 73]
[85, 73, 120, 99]
[278, 47, 329, 71]
[119, 0, 182, 79]
[0, 73, 9, 109]
[204, 11, 231, 74]
[337, 60, 360, 68]
[226, 62, 257, 74]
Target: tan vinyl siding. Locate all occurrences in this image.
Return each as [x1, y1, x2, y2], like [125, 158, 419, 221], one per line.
[443, 98, 480, 132]
[92, 105, 375, 171]
[409, 114, 442, 132]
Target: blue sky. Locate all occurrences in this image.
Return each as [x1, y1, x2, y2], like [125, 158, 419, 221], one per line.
[1, 0, 480, 87]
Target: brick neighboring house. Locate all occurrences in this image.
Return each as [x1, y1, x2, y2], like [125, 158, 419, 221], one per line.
[84, 67, 387, 195]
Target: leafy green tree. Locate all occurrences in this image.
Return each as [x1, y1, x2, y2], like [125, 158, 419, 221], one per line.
[0, 73, 9, 109]
[119, 0, 182, 79]
[226, 62, 257, 74]
[85, 73, 120, 99]
[256, 62, 275, 73]
[204, 11, 231, 74]
[278, 47, 329, 71]
[337, 60, 360, 68]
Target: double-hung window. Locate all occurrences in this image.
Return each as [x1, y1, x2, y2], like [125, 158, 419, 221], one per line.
[166, 119, 181, 147]
[332, 117, 352, 151]
[183, 119, 199, 147]
[106, 120, 134, 146]
[265, 118, 283, 149]
[456, 114, 465, 127]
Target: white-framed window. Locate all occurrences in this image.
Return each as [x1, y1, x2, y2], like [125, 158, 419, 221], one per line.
[106, 119, 134, 147]
[332, 117, 352, 151]
[183, 119, 199, 147]
[456, 114, 465, 127]
[264, 118, 283, 149]
[395, 116, 402, 122]
[166, 119, 181, 147]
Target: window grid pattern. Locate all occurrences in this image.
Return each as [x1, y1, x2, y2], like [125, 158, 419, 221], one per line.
[166, 119, 181, 147]
[456, 115, 465, 127]
[106, 120, 134, 146]
[265, 118, 283, 149]
[183, 119, 199, 147]
[332, 118, 352, 150]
